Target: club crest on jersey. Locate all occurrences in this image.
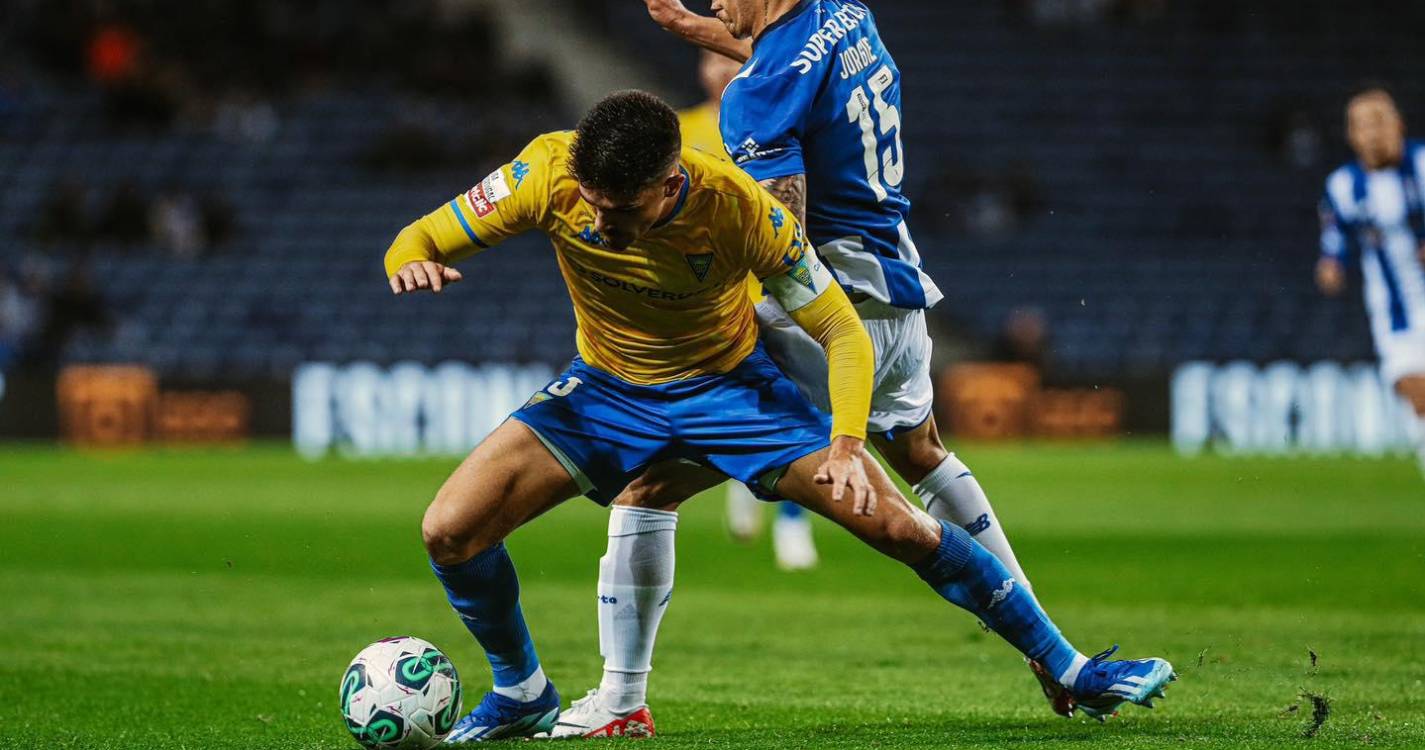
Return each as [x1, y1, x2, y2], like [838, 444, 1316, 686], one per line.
[769, 207, 785, 236]
[685, 253, 715, 282]
[465, 169, 512, 218]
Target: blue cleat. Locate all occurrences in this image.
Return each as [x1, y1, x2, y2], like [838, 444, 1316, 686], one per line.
[444, 681, 561, 743]
[1069, 646, 1176, 722]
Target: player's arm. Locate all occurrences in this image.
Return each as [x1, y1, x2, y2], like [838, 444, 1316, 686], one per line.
[642, 0, 752, 62]
[385, 138, 552, 295]
[761, 174, 808, 227]
[385, 205, 470, 294]
[756, 219, 877, 515]
[1316, 188, 1352, 297]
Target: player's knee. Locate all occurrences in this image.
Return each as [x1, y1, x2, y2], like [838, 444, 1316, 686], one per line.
[906, 440, 949, 478]
[421, 498, 494, 565]
[873, 509, 941, 563]
[421, 507, 464, 564]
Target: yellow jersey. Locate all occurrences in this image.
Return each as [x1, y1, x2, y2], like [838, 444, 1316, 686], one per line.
[677, 101, 724, 157]
[386, 131, 803, 385]
[678, 102, 764, 305]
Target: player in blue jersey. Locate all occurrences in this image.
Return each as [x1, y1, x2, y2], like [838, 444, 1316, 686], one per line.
[1317, 87, 1425, 477]
[548, 0, 1177, 737]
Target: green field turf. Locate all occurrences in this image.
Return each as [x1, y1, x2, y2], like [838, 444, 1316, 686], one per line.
[1, 442, 1422, 749]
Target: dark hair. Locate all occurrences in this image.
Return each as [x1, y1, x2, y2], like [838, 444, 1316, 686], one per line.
[568, 90, 681, 199]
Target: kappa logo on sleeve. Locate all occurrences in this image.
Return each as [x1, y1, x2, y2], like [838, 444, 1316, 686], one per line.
[464, 169, 514, 218]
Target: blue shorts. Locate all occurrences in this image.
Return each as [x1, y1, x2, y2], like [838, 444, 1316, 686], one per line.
[510, 345, 832, 505]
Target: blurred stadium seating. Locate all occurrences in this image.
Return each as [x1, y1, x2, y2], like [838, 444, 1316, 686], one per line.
[4, 0, 1425, 387]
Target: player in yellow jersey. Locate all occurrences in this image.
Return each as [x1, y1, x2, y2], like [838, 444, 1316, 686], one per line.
[676, 50, 737, 156]
[388, 91, 1107, 742]
[676, 48, 817, 564]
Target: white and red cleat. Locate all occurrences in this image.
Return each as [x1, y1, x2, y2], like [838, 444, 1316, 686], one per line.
[547, 690, 656, 739]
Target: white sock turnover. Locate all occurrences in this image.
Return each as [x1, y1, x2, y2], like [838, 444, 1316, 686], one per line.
[597, 505, 677, 713]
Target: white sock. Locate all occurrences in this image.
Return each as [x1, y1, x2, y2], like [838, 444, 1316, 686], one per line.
[1057, 653, 1091, 690]
[597, 506, 677, 713]
[492, 665, 548, 703]
[915, 453, 1034, 592]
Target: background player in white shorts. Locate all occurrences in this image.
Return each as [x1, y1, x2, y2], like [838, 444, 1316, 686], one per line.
[1317, 87, 1425, 476]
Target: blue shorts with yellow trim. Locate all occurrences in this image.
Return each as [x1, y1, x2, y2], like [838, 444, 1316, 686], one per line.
[510, 344, 831, 505]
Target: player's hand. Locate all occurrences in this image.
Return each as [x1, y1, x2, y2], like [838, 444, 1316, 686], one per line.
[1315, 257, 1345, 296]
[390, 261, 463, 295]
[642, 0, 692, 31]
[814, 435, 878, 517]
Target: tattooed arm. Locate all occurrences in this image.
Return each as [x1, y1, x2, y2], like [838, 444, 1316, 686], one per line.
[761, 174, 808, 227]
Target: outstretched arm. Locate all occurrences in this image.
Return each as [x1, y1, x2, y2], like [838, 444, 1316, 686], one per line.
[384, 136, 554, 296]
[385, 213, 468, 294]
[643, 0, 752, 62]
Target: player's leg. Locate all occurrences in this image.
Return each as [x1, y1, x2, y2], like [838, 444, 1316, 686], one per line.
[725, 480, 762, 541]
[872, 416, 1033, 591]
[864, 307, 1035, 591]
[772, 500, 818, 570]
[423, 418, 579, 740]
[863, 306, 1071, 712]
[775, 450, 1175, 720]
[552, 461, 725, 738]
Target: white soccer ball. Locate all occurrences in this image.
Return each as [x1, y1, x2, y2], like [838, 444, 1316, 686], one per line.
[339, 636, 463, 749]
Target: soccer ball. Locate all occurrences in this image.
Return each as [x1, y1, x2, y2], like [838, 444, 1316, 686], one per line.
[339, 636, 463, 749]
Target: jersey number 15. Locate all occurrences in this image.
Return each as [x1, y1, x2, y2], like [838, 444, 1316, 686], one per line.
[845, 64, 904, 203]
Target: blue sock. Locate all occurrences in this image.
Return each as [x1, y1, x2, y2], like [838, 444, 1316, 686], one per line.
[777, 501, 805, 520]
[912, 520, 1080, 680]
[430, 543, 541, 689]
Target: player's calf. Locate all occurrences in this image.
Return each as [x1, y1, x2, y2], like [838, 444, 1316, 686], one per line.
[423, 420, 584, 738]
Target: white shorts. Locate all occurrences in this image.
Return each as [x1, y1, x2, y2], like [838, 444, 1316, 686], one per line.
[1375, 326, 1425, 387]
[754, 296, 934, 436]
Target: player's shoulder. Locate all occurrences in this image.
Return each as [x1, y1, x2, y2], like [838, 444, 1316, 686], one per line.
[511, 130, 579, 196]
[1323, 162, 1357, 204]
[519, 130, 575, 164]
[747, 0, 874, 76]
[1407, 138, 1425, 168]
[682, 147, 776, 239]
[684, 145, 760, 200]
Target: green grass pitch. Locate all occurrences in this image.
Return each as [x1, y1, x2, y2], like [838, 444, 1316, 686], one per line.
[1, 442, 1422, 749]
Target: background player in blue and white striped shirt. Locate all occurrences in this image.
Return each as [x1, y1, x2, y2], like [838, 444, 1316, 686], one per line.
[549, 0, 1176, 737]
[1317, 87, 1425, 476]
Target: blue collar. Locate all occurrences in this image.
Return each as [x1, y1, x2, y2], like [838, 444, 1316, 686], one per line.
[755, 0, 815, 48]
[651, 166, 692, 230]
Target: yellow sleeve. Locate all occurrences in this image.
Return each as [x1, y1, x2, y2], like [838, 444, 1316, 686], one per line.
[736, 185, 871, 440]
[383, 135, 556, 277]
[786, 284, 873, 441]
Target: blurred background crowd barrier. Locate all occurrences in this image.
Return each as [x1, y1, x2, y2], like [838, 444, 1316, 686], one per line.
[2, 0, 1423, 455]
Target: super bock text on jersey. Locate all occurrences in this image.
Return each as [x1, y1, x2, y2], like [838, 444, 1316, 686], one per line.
[721, 0, 942, 310]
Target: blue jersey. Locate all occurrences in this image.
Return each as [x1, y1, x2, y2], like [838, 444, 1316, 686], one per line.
[1320, 140, 1425, 343]
[721, 0, 942, 310]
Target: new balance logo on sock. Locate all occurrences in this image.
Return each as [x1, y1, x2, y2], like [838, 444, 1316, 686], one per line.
[962, 513, 992, 535]
[658, 591, 672, 606]
[987, 579, 1015, 610]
